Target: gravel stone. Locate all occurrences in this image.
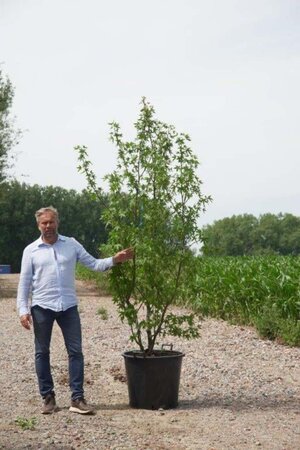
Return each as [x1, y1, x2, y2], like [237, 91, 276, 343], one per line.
[0, 274, 299, 449]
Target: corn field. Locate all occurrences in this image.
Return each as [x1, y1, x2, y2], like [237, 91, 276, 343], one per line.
[187, 256, 300, 346]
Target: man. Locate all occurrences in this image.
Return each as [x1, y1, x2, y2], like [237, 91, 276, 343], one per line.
[17, 206, 133, 415]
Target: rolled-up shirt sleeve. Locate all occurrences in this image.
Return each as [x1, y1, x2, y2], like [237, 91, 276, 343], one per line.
[17, 247, 33, 316]
[73, 239, 114, 271]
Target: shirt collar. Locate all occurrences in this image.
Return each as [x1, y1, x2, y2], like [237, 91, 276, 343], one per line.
[37, 234, 66, 247]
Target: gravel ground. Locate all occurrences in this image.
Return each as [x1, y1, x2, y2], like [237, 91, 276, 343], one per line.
[0, 274, 299, 450]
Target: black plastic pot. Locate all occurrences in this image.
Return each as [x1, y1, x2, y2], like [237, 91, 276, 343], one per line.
[123, 349, 184, 410]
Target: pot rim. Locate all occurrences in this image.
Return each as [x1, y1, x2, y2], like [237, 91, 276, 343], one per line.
[122, 349, 185, 359]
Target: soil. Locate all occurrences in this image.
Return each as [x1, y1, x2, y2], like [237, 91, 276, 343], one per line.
[0, 274, 299, 450]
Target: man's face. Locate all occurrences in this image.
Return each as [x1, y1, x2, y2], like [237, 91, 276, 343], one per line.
[38, 212, 58, 241]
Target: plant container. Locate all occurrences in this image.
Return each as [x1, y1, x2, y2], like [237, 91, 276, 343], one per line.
[123, 349, 184, 410]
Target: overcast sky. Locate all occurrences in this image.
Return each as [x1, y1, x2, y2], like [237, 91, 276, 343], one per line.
[1, 0, 299, 225]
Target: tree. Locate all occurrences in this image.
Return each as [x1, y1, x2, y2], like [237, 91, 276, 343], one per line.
[202, 214, 258, 256]
[202, 213, 300, 256]
[0, 69, 20, 183]
[278, 214, 300, 255]
[253, 213, 281, 254]
[76, 98, 211, 355]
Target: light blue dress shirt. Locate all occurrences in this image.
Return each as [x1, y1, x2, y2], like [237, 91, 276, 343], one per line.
[17, 235, 114, 316]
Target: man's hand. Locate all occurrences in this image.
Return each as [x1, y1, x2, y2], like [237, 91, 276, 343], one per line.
[20, 314, 32, 330]
[113, 248, 134, 265]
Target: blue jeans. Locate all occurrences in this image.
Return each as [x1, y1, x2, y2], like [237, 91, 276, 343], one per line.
[31, 305, 84, 400]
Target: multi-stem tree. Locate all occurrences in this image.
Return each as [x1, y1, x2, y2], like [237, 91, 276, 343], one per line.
[76, 98, 211, 355]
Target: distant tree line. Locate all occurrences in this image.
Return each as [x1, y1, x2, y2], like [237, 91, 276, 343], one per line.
[0, 181, 108, 272]
[202, 213, 300, 256]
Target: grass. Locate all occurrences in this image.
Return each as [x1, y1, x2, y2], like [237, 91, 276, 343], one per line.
[15, 416, 37, 431]
[97, 306, 108, 320]
[76, 263, 110, 295]
[76, 264, 109, 320]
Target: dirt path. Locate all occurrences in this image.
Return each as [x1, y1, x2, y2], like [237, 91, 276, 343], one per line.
[0, 274, 299, 450]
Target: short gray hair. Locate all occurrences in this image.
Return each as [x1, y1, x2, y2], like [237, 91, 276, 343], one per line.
[35, 206, 59, 223]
